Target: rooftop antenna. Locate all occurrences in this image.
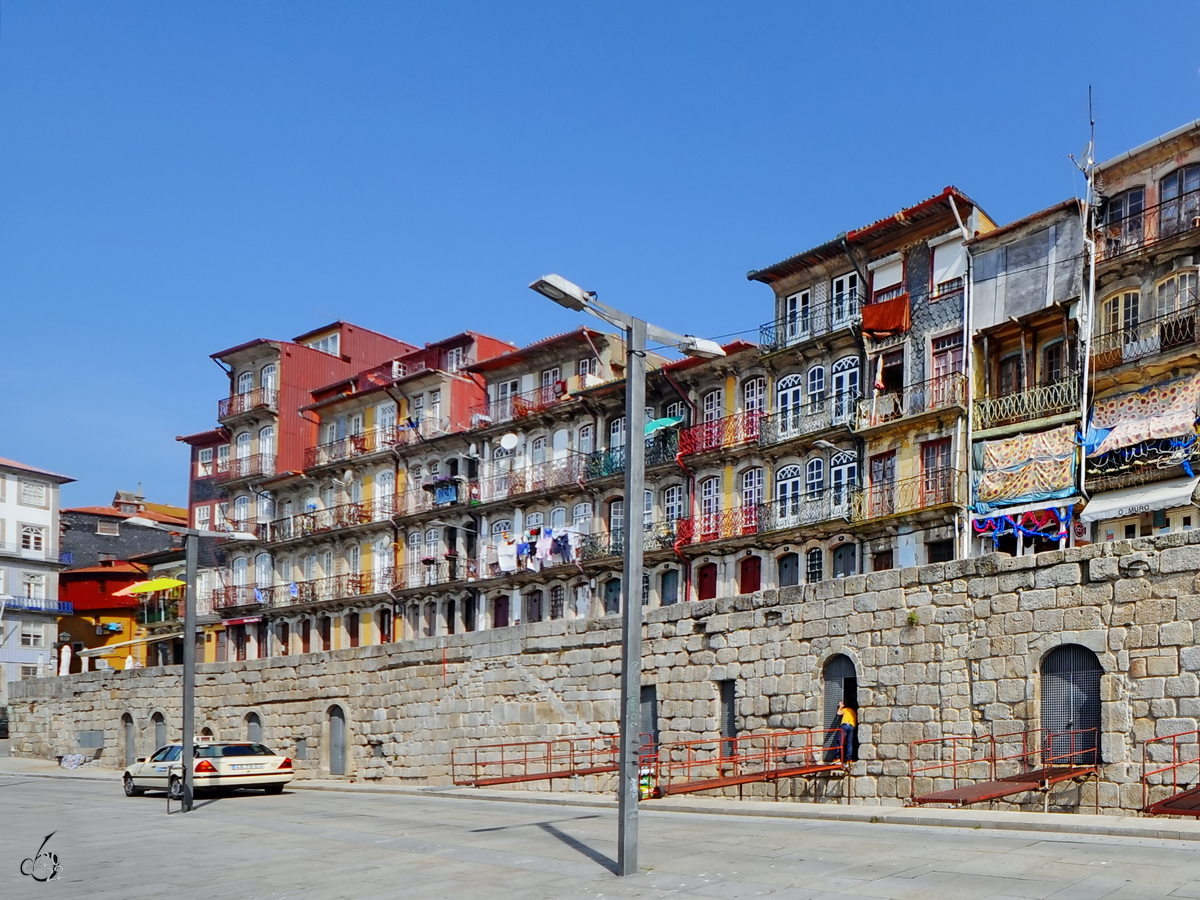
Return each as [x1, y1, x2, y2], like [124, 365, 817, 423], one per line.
[1074, 86, 1098, 505]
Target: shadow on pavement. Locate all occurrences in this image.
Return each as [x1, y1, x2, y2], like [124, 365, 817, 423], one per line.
[537, 821, 617, 875]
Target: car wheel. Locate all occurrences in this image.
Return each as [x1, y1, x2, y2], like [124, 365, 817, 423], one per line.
[123, 775, 144, 797]
[264, 783, 284, 795]
[167, 777, 183, 801]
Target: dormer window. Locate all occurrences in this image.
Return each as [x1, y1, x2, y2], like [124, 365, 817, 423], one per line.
[306, 333, 340, 357]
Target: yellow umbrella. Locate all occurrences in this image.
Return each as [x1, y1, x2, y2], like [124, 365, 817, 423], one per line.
[112, 577, 185, 597]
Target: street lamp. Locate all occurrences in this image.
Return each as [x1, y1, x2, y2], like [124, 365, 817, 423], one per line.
[529, 274, 724, 877]
[126, 516, 256, 812]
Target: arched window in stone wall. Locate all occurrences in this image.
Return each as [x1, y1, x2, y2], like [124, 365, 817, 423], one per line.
[246, 712, 262, 743]
[1041, 644, 1102, 763]
[122, 713, 137, 766]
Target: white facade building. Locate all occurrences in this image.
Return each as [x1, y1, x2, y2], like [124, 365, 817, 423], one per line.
[0, 457, 74, 702]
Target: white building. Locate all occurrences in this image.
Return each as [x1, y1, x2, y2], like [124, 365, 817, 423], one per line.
[0, 457, 74, 702]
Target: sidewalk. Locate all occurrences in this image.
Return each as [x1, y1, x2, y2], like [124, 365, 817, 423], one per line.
[7, 754, 1200, 844]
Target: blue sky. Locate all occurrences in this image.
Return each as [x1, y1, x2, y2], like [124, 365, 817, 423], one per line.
[3, 0, 1197, 507]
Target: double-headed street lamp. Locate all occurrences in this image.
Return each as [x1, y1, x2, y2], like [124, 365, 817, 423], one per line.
[529, 274, 724, 877]
[126, 516, 256, 812]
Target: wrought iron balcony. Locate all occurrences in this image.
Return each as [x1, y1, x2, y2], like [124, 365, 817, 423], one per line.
[4, 596, 72, 614]
[304, 425, 415, 469]
[1097, 187, 1200, 262]
[679, 411, 761, 455]
[213, 453, 276, 485]
[756, 487, 856, 534]
[0, 542, 51, 562]
[256, 497, 396, 542]
[674, 507, 759, 546]
[212, 585, 261, 609]
[475, 456, 586, 503]
[974, 375, 1080, 431]
[579, 523, 679, 560]
[473, 383, 567, 426]
[219, 571, 395, 610]
[852, 468, 965, 521]
[585, 430, 680, 480]
[758, 395, 858, 446]
[855, 373, 966, 430]
[393, 559, 469, 591]
[1092, 305, 1200, 371]
[759, 291, 863, 351]
[218, 387, 278, 420]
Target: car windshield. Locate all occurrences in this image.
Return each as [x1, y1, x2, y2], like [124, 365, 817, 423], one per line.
[195, 743, 276, 758]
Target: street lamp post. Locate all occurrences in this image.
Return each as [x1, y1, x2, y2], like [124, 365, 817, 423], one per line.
[529, 275, 723, 877]
[126, 517, 256, 812]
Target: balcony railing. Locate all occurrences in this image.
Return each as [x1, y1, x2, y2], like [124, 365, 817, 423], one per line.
[3, 596, 72, 614]
[853, 468, 965, 521]
[584, 430, 680, 480]
[758, 395, 858, 446]
[0, 542, 52, 561]
[393, 559, 472, 591]
[1097, 187, 1200, 262]
[217, 572, 394, 611]
[580, 523, 679, 560]
[218, 387, 278, 420]
[1091, 305, 1200, 371]
[855, 373, 966, 430]
[759, 291, 863, 351]
[304, 425, 415, 469]
[679, 411, 761, 455]
[476, 456, 586, 503]
[674, 507, 759, 546]
[755, 487, 857, 534]
[473, 383, 567, 426]
[974, 374, 1080, 431]
[213, 453, 276, 484]
[256, 497, 397, 542]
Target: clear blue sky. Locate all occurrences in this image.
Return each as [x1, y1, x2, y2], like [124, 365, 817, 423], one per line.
[3, 0, 1197, 507]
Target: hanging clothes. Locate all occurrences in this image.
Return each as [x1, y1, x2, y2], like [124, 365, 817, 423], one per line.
[535, 531, 554, 562]
[552, 535, 571, 563]
[497, 540, 518, 573]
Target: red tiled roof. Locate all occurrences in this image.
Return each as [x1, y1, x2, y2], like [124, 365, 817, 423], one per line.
[466, 327, 612, 374]
[0, 457, 75, 482]
[64, 506, 188, 525]
[61, 562, 148, 575]
[176, 427, 228, 444]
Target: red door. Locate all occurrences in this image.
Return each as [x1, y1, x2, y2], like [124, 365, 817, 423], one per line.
[697, 563, 718, 600]
[738, 556, 761, 594]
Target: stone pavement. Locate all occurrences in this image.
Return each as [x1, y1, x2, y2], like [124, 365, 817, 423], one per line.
[4, 765, 1200, 898]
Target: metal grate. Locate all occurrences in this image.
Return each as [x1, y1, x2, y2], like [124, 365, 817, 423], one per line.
[1041, 645, 1102, 762]
[718, 681, 737, 757]
[640, 686, 659, 754]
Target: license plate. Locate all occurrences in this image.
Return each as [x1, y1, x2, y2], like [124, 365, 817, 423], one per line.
[232, 764, 265, 770]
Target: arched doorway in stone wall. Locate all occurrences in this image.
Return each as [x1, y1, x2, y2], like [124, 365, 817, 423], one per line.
[823, 654, 858, 761]
[1041, 644, 1102, 764]
[121, 714, 137, 766]
[328, 706, 347, 776]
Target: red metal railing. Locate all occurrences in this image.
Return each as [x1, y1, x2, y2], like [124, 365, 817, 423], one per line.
[218, 387, 278, 419]
[679, 411, 762, 456]
[641, 728, 846, 798]
[1143, 730, 1200, 816]
[909, 728, 1099, 808]
[451, 735, 620, 786]
[213, 453, 276, 484]
[674, 506, 759, 545]
[473, 383, 567, 425]
[304, 425, 416, 469]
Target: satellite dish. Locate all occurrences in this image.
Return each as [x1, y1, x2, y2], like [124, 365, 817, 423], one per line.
[499, 433, 519, 451]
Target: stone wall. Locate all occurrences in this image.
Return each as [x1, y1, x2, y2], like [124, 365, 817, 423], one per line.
[12, 532, 1200, 814]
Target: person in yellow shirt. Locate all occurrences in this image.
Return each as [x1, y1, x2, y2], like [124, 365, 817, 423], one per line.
[836, 701, 857, 762]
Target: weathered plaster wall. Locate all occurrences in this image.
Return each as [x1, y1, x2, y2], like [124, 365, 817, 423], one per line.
[12, 532, 1200, 814]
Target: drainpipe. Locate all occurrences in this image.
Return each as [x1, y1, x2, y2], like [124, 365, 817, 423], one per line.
[1079, 195, 1097, 504]
[663, 366, 697, 601]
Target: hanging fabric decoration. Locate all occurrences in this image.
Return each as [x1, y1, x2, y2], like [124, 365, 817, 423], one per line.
[1084, 373, 1200, 458]
[973, 505, 1074, 546]
[973, 424, 1077, 514]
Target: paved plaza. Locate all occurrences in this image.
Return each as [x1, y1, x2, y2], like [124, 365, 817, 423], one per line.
[4, 772, 1200, 899]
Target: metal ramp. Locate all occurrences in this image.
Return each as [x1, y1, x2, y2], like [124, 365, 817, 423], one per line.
[909, 728, 1099, 810]
[1144, 730, 1200, 817]
[641, 728, 848, 799]
[451, 735, 619, 787]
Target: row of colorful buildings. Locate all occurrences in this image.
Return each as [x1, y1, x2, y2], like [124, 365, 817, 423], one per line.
[10, 118, 1200, 680]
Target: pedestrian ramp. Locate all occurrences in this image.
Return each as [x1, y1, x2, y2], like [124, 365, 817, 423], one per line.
[451, 735, 620, 787]
[641, 727, 848, 799]
[1144, 730, 1200, 817]
[909, 728, 1099, 811]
